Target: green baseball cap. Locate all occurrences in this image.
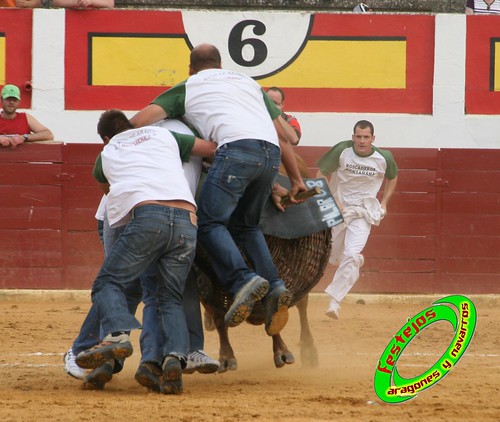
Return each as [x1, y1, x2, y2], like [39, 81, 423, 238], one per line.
[1, 84, 21, 100]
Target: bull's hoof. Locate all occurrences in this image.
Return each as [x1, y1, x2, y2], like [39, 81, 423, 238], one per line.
[274, 351, 295, 368]
[218, 357, 237, 373]
[300, 343, 319, 368]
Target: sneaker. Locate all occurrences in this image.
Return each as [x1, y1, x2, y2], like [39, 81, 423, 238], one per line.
[264, 285, 292, 336]
[76, 333, 133, 369]
[161, 356, 183, 395]
[82, 359, 114, 390]
[63, 348, 86, 380]
[184, 350, 220, 374]
[135, 362, 162, 393]
[225, 276, 269, 328]
[326, 299, 340, 320]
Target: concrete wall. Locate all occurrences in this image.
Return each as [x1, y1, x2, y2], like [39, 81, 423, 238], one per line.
[19, 10, 497, 150]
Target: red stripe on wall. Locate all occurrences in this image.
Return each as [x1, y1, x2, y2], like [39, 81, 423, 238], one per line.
[65, 9, 186, 110]
[0, 9, 33, 109]
[465, 15, 500, 114]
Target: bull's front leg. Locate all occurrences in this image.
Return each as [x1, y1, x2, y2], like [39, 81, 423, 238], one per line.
[297, 294, 318, 367]
[212, 310, 238, 372]
[272, 334, 295, 368]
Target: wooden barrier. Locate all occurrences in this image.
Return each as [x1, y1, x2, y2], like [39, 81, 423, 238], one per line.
[1, 143, 499, 293]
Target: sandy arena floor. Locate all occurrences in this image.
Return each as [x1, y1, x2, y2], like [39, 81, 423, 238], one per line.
[0, 291, 498, 422]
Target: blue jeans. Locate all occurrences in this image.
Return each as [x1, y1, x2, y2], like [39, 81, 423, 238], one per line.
[197, 139, 284, 295]
[72, 220, 141, 357]
[140, 267, 204, 364]
[91, 205, 196, 360]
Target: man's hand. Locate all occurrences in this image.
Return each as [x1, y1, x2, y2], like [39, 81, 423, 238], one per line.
[287, 178, 308, 204]
[0, 136, 12, 147]
[271, 182, 290, 212]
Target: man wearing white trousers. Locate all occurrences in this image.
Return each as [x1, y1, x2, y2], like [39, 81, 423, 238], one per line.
[316, 120, 398, 319]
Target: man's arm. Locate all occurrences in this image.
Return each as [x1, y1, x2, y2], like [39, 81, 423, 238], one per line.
[278, 130, 307, 201]
[98, 182, 110, 195]
[130, 104, 168, 128]
[26, 114, 54, 142]
[274, 114, 299, 146]
[191, 138, 216, 158]
[380, 176, 398, 215]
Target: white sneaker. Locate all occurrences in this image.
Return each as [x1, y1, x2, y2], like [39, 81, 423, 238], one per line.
[326, 300, 340, 320]
[183, 350, 220, 374]
[64, 348, 86, 380]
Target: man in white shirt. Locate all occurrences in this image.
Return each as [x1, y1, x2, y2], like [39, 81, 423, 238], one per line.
[75, 109, 215, 395]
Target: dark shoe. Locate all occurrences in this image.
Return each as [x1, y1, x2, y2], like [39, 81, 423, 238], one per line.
[76, 333, 133, 369]
[161, 356, 183, 395]
[82, 359, 114, 390]
[135, 362, 162, 393]
[264, 286, 292, 336]
[224, 276, 270, 328]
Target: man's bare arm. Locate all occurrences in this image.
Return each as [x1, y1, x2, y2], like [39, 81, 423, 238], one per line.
[130, 104, 168, 128]
[191, 138, 216, 158]
[274, 114, 299, 146]
[381, 176, 398, 214]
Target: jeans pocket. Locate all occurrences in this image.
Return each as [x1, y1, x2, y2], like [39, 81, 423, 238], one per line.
[218, 155, 261, 193]
[125, 224, 162, 257]
[175, 233, 196, 264]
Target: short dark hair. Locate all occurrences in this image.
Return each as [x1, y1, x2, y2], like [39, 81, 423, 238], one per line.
[190, 44, 222, 73]
[353, 120, 374, 135]
[97, 109, 133, 141]
[266, 86, 285, 102]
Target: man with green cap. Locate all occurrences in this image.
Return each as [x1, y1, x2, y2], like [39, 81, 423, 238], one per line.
[0, 84, 53, 149]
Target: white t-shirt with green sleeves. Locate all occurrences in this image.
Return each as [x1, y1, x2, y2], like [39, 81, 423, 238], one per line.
[152, 68, 281, 148]
[95, 126, 196, 227]
[317, 140, 398, 208]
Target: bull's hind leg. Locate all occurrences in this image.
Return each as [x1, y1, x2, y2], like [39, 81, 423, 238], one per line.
[272, 334, 295, 368]
[297, 295, 319, 367]
[211, 310, 238, 372]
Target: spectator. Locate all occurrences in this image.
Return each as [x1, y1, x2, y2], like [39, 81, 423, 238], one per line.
[266, 86, 302, 144]
[15, 0, 113, 8]
[466, 0, 500, 14]
[353, 2, 371, 13]
[0, 84, 53, 149]
[0, 0, 16, 7]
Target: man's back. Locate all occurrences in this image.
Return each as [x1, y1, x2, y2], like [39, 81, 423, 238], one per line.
[153, 68, 279, 148]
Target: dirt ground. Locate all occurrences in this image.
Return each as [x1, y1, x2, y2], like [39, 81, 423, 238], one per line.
[0, 291, 498, 422]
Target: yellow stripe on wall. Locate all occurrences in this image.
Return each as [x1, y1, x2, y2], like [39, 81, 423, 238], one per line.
[494, 42, 500, 91]
[261, 39, 407, 89]
[91, 37, 190, 86]
[0, 37, 5, 85]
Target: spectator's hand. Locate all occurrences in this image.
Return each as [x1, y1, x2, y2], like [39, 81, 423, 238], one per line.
[16, 0, 41, 7]
[16, 0, 42, 7]
[76, 0, 93, 7]
[271, 182, 289, 212]
[0, 136, 12, 147]
[8, 135, 25, 149]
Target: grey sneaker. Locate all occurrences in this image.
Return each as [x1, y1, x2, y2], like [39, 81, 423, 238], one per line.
[82, 359, 114, 390]
[225, 276, 269, 328]
[184, 350, 220, 374]
[63, 348, 86, 380]
[161, 356, 183, 395]
[76, 333, 133, 369]
[264, 285, 292, 336]
[135, 362, 162, 393]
